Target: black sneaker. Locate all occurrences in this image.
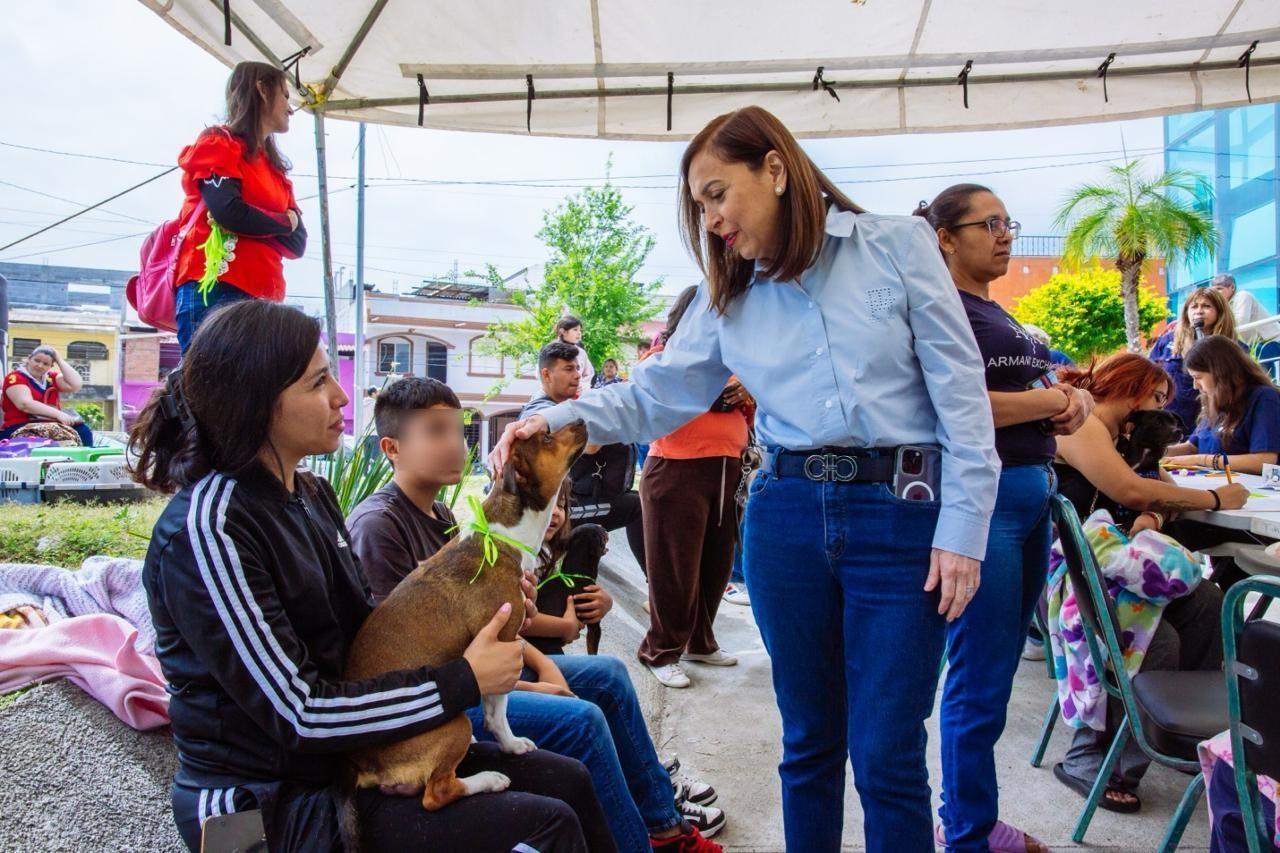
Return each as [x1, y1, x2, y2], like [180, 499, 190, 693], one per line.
[676, 800, 725, 839]
[663, 755, 681, 778]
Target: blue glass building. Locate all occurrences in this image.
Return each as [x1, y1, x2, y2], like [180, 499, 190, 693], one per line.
[1165, 103, 1279, 313]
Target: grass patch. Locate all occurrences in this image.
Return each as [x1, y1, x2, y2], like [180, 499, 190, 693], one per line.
[0, 499, 167, 567]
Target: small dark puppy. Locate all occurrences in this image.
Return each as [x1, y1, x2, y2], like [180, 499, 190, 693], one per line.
[539, 523, 609, 655]
[1119, 409, 1185, 474]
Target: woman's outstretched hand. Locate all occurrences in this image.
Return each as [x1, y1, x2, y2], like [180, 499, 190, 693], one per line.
[487, 414, 549, 473]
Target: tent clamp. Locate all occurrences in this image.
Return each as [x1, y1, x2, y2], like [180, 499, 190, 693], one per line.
[813, 66, 841, 102]
[1096, 52, 1116, 103]
[957, 59, 973, 109]
[221, 0, 231, 46]
[1238, 39, 1259, 103]
[417, 74, 429, 126]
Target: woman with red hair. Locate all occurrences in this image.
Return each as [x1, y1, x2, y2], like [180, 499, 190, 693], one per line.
[1050, 352, 1247, 813]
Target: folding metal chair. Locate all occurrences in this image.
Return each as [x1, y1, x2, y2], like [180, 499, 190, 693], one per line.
[1051, 494, 1229, 851]
[1221, 574, 1280, 853]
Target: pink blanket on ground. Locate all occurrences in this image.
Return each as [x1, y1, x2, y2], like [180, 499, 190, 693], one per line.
[0, 613, 169, 730]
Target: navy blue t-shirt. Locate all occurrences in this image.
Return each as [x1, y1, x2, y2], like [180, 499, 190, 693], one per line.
[959, 290, 1056, 466]
[1190, 383, 1280, 457]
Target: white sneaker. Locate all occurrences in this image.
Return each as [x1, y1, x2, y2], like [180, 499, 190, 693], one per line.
[648, 662, 691, 688]
[673, 772, 718, 806]
[1022, 637, 1046, 661]
[681, 649, 738, 667]
[677, 800, 726, 839]
[722, 583, 750, 606]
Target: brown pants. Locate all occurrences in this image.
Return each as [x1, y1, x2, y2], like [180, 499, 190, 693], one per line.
[638, 455, 742, 667]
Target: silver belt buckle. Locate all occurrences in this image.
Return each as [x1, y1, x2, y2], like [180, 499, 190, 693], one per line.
[803, 453, 858, 482]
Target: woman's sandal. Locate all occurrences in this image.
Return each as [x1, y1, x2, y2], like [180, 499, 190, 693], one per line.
[934, 820, 1050, 853]
[1053, 762, 1141, 814]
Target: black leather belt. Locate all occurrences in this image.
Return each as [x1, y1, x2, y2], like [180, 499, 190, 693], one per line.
[762, 447, 897, 483]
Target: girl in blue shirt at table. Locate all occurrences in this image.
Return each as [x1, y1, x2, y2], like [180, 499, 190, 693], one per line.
[916, 184, 1093, 853]
[1149, 288, 1241, 434]
[1164, 334, 1280, 476]
[490, 106, 999, 853]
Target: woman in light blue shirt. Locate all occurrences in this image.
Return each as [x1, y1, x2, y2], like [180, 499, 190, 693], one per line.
[490, 106, 999, 853]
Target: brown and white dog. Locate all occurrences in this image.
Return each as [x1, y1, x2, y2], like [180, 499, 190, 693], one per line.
[341, 420, 588, 825]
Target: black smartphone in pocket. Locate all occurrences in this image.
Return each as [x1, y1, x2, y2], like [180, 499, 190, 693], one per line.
[893, 446, 942, 501]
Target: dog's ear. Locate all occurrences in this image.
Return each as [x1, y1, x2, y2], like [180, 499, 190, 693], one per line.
[500, 459, 528, 495]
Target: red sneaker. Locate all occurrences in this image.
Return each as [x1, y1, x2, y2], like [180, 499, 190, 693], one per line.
[650, 824, 723, 852]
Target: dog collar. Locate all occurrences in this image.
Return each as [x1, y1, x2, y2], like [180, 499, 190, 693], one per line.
[446, 495, 539, 583]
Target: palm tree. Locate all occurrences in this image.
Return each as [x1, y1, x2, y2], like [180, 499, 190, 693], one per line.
[1055, 161, 1217, 352]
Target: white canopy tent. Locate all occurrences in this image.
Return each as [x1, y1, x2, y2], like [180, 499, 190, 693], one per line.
[137, 0, 1280, 402]
[141, 0, 1279, 139]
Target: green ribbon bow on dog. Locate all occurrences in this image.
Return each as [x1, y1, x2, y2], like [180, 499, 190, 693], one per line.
[446, 495, 538, 583]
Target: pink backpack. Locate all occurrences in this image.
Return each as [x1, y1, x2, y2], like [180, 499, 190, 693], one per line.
[126, 201, 205, 332]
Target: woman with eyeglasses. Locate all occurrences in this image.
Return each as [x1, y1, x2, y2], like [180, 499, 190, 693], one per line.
[916, 184, 1091, 853]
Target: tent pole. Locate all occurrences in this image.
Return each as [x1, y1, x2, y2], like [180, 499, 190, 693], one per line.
[354, 122, 367, 430]
[313, 111, 340, 365]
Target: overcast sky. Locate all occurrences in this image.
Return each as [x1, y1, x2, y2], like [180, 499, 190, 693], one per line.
[1, 1, 1168, 313]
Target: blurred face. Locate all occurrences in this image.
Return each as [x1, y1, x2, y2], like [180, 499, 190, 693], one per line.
[560, 326, 582, 345]
[1187, 297, 1218, 328]
[269, 346, 349, 460]
[938, 191, 1015, 285]
[544, 498, 567, 542]
[1213, 281, 1237, 300]
[24, 352, 53, 380]
[380, 405, 468, 486]
[688, 149, 786, 264]
[259, 78, 291, 136]
[1188, 368, 1215, 398]
[1135, 379, 1172, 411]
[541, 358, 580, 403]
[603, 361, 618, 380]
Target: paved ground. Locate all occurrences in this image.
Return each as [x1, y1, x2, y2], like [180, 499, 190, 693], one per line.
[593, 530, 1214, 852]
[0, 529, 1217, 851]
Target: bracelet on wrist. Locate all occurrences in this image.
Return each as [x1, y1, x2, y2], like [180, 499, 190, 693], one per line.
[1209, 489, 1222, 511]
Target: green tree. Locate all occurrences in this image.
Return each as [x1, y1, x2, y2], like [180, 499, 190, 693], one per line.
[476, 173, 664, 377]
[1012, 267, 1167, 362]
[1055, 160, 1216, 352]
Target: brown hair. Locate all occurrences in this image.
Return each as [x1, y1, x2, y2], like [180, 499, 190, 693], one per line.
[1057, 352, 1171, 404]
[537, 480, 574, 573]
[912, 183, 995, 255]
[128, 300, 320, 493]
[1185, 335, 1276, 452]
[221, 61, 291, 174]
[1172, 287, 1235, 356]
[678, 106, 865, 314]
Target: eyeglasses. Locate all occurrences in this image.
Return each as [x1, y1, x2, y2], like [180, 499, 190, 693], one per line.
[1154, 389, 1169, 405]
[953, 217, 1021, 239]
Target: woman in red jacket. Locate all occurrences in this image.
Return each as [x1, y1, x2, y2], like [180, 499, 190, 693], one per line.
[174, 61, 306, 353]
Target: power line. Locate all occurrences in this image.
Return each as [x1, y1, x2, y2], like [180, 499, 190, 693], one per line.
[0, 179, 159, 226]
[0, 167, 176, 252]
[0, 230, 150, 262]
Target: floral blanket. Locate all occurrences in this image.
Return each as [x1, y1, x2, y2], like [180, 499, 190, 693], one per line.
[1199, 730, 1280, 848]
[1046, 510, 1203, 731]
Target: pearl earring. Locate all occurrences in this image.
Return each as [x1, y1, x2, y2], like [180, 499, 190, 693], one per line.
[775, 185, 783, 196]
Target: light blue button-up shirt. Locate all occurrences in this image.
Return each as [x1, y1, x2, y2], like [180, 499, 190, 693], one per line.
[540, 207, 1000, 560]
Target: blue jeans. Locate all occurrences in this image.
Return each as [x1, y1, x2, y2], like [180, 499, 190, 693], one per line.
[467, 655, 680, 852]
[175, 280, 252, 354]
[743, 472, 948, 853]
[938, 464, 1054, 851]
[729, 542, 746, 585]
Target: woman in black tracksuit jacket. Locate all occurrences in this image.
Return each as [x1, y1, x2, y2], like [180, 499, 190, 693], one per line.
[132, 299, 611, 853]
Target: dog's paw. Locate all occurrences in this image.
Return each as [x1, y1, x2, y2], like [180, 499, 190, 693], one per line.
[497, 735, 537, 755]
[460, 771, 511, 796]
